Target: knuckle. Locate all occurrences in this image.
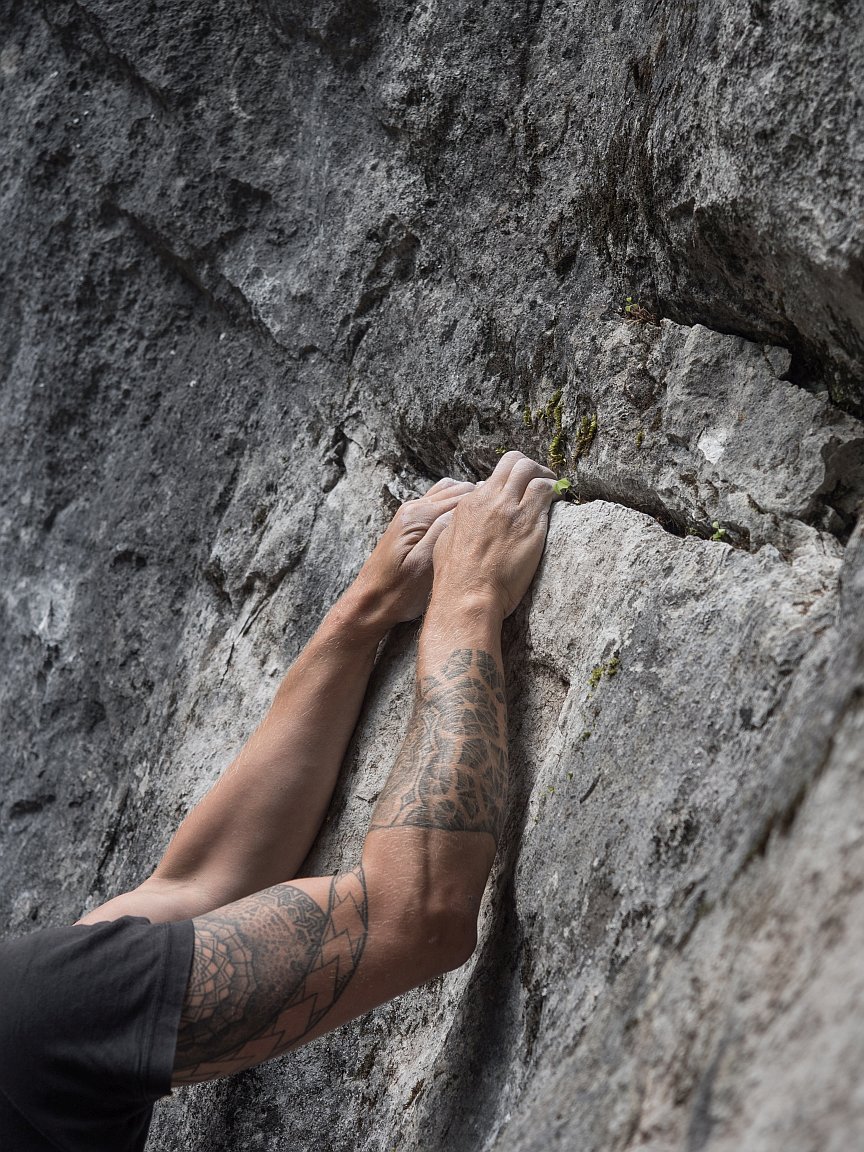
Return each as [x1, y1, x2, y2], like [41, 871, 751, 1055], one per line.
[509, 459, 538, 481]
[501, 450, 525, 461]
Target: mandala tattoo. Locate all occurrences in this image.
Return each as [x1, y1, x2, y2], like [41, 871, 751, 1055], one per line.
[173, 867, 368, 1083]
[370, 648, 508, 840]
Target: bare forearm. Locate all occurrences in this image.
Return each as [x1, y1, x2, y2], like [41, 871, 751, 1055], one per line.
[84, 590, 382, 927]
[169, 595, 512, 1078]
[157, 591, 385, 894]
[78, 480, 479, 926]
[235, 589, 387, 816]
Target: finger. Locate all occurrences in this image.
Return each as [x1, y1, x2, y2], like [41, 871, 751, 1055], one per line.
[506, 457, 557, 501]
[485, 450, 531, 492]
[412, 508, 455, 567]
[420, 491, 473, 523]
[424, 507, 455, 547]
[425, 476, 459, 496]
[425, 481, 475, 504]
[521, 476, 559, 512]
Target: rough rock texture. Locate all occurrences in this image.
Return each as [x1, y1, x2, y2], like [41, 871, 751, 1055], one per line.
[1, 2, 863, 1150]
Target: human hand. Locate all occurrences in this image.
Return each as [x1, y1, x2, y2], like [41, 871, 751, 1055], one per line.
[347, 477, 476, 631]
[430, 452, 558, 619]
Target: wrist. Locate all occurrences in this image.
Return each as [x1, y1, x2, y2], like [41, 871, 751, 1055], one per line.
[427, 572, 506, 623]
[427, 588, 504, 624]
[422, 590, 504, 657]
[328, 582, 395, 646]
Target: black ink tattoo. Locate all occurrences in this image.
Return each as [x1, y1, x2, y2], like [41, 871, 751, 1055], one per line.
[370, 648, 508, 840]
[173, 867, 368, 1083]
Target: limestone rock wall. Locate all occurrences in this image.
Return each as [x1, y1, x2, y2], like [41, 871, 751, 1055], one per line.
[1, 2, 862, 1150]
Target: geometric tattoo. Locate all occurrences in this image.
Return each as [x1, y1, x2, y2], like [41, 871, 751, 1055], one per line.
[370, 649, 508, 842]
[172, 650, 505, 1082]
[173, 867, 368, 1084]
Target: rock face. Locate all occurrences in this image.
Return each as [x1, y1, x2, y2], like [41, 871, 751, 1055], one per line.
[1, 2, 863, 1150]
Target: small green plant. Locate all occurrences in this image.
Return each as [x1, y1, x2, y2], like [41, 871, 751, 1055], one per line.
[572, 412, 598, 461]
[711, 521, 727, 542]
[635, 428, 645, 449]
[520, 388, 570, 471]
[520, 388, 569, 470]
[554, 477, 572, 497]
[624, 296, 658, 325]
[548, 430, 567, 469]
[544, 388, 563, 421]
[588, 656, 620, 691]
[546, 393, 569, 467]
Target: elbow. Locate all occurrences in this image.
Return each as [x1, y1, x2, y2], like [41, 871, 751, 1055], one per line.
[440, 921, 478, 973]
[409, 898, 480, 977]
[362, 840, 490, 980]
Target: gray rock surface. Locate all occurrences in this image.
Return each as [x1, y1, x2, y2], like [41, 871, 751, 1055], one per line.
[1, 2, 862, 1150]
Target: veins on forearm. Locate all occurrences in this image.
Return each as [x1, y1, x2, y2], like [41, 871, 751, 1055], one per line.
[370, 648, 508, 840]
[173, 867, 368, 1084]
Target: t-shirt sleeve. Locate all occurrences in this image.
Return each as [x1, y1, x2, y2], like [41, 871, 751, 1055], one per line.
[0, 916, 194, 1152]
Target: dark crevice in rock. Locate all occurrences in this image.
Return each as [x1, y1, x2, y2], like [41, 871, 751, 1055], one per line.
[8, 793, 57, 820]
[659, 299, 864, 422]
[92, 785, 130, 889]
[569, 476, 690, 540]
[104, 202, 292, 358]
[393, 295, 864, 552]
[802, 439, 864, 544]
[396, 427, 756, 551]
[36, 0, 171, 113]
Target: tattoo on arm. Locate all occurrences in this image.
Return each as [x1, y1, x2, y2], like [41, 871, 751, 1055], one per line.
[173, 867, 368, 1084]
[370, 648, 508, 840]
[173, 649, 504, 1083]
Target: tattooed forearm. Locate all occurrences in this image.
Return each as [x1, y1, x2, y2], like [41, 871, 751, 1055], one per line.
[370, 648, 508, 841]
[173, 867, 368, 1084]
[172, 652, 505, 1084]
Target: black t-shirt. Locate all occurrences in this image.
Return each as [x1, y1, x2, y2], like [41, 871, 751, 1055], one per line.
[0, 915, 194, 1151]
